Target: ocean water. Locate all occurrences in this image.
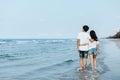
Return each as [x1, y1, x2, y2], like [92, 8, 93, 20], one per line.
[0, 39, 120, 80]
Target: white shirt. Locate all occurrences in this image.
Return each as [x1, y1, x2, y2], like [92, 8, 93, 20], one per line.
[77, 32, 90, 51]
[89, 41, 99, 49]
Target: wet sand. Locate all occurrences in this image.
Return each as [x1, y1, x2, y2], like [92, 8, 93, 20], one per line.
[103, 39, 120, 80]
[74, 39, 120, 80]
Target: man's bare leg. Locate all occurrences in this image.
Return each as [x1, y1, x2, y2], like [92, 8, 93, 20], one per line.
[79, 58, 83, 71]
[83, 58, 87, 71]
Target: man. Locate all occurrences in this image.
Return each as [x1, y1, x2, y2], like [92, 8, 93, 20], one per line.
[77, 25, 90, 71]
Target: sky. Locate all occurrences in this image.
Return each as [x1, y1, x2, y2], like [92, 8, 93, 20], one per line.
[0, 0, 120, 39]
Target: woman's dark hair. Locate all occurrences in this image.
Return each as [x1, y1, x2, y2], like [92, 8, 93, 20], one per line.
[90, 30, 98, 41]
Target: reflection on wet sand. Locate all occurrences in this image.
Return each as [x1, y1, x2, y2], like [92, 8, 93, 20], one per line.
[78, 71, 100, 80]
[110, 39, 120, 48]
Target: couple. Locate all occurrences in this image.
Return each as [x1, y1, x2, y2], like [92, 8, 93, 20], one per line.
[77, 25, 100, 72]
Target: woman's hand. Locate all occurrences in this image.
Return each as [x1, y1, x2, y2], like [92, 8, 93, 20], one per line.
[97, 49, 100, 56]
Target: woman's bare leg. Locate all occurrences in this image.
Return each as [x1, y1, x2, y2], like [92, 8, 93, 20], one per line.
[93, 55, 96, 69]
[89, 54, 94, 71]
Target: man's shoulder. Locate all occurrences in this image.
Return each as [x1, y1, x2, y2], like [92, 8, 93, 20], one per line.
[78, 32, 83, 35]
[77, 32, 90, 39]
[78, 32, 89, 35]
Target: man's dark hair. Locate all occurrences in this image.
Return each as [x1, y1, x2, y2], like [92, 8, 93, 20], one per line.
[83, 25, 89, 32]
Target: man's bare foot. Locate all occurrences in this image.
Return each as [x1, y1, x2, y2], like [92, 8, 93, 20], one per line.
[83, 69, 86, 72]
[77, 68, 83, 72]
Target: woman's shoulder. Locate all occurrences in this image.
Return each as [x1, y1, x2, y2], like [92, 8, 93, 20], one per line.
[96, 41, 99, 44]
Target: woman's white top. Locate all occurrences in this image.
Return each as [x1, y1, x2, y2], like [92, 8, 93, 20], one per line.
[89, 41, 99, 49]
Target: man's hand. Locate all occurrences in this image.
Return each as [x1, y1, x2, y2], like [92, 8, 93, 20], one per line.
[89, 39, 94, 42]
[80, 43, 88, 46]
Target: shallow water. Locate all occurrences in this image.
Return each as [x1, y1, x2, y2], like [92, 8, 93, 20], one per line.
[0, 39, 120, 80]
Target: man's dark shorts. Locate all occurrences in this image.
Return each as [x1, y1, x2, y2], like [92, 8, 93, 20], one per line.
[79, 50, 88, 58]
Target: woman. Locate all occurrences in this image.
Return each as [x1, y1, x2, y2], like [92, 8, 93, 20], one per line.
[88, 30, 100, 71]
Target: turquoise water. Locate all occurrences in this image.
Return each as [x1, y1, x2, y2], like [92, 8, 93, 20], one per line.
[0, 39, 120, 80]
